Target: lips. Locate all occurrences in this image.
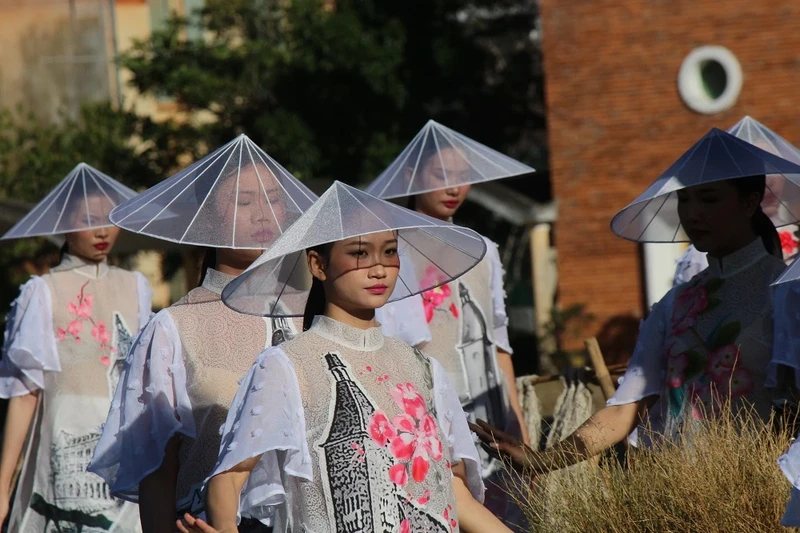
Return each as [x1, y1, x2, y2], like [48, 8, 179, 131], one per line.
[251, 229, 274, 243]
[93, 242, 109, 251]
[443, 200, 459, 209]
[366, 285, 388, 295]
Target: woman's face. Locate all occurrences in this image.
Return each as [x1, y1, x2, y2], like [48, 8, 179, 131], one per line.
[212, 164, 287, 248]
[677, 180, 760, 257]
[309, 231, 400, 313]
[412, 148, 471, 220]
[64, 195, 121, 262]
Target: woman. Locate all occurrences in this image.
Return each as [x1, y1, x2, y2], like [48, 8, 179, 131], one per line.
[0, 163, 152, 532]
[472, 128, 800, 475]
[87, 135, 317, 532]
[673, 116, 800, 286]
[177, 181, 512, 532]
[366, 120, 533, 527]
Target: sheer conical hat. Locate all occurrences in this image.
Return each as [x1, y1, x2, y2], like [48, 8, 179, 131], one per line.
[110, 134, 318, 249]
[221, 181, 487, 317]
[1, 163, 136, 240]
[610, 128, 800, 242]
[728, 116, 800, 165]
[364, 120, 535, 199]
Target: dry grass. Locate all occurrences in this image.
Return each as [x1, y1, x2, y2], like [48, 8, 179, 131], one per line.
[501, 406, 797, 533]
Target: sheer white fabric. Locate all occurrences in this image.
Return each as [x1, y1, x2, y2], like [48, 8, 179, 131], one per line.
[89, 310, 195, 501]
[673, 246, 708, 287]
[769, 282, 800, 391]
[0, 277, 59, 396]
[379, 236, 512, 354]
[207, 318, 482, 529]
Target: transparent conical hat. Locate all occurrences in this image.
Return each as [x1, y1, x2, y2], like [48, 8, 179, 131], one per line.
[610, 128, 800, 242]
[364, 119, 535, 199]
[1, 163, 137, 240]
[110, 134, 318, 249]
[728, 116, 800, 226]
[221, 181, 487, 317]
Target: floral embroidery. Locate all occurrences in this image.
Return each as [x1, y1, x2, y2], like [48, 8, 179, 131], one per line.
[780, 229, 798, 259]
[56, 281, 115, 365]
[368, 382, 444, 486]
[420, 266, 459, 323]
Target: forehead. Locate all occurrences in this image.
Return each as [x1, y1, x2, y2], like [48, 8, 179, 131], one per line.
[681, 181, 733, 194]
[340, 231, 397, 246]
[218, 164, 282, 194]
[426, 147, 470, 173]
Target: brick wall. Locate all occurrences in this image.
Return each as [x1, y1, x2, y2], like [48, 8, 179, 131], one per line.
[540, 1, 800, 351]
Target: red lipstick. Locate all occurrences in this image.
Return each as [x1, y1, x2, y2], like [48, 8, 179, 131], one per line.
[366, 284, 388, 295]
[93, 242, 109, 251]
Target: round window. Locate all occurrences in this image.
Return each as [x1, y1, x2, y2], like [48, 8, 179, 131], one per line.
[677, 46, 743, 115]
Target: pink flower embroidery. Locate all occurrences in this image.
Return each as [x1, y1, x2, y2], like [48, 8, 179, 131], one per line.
[671, 283, 709, 335]
[91, 321, 112, 347]
[56, 328, 67, 342]
[418, 489, 431, 505]
[705, 344, 739, 380]
[67, 319, 83, 338]
[710, 365, 754, 399]
[391, 382, 427, 420]
[449, 302, 459, 318]
[780, 230, 798, 258]
[369, 412, 396, 447]
[666, 351, 687, 389]
[368, 382, 444, 486]
[57, 281, 114, 364]
[399, 519, 411, 533]
[420, 266, 453, 323]
[100, 356, 111, 366]
[688, 382, 709, 420]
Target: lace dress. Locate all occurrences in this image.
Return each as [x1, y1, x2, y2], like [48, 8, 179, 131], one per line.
[0, 254, 152, 533]
[89, 268, 300, 520]
[610, 238, 785, 446]
[206, 316, 483, 532]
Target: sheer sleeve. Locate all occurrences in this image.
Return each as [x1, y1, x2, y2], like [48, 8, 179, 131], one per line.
[483, 238, 513, 354]
[0, 277, 59, 397]
[377, 295, 431, 348]
[431, 358, 484, 502]
[768, 282, 800, 392]
[606, 288, 676, 406]
[88, 309, 195, 502]
[205, 347, 312, 524]
[673, 245, 708, 287]
[134, 271, 154, 332]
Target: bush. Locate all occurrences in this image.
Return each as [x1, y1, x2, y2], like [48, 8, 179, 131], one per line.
[503, 406, 795, 532]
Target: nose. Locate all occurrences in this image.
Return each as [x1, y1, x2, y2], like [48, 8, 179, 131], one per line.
[445, 187, 460, 197]
[368, 262, 387, 279]
[95, 226, 109, 239]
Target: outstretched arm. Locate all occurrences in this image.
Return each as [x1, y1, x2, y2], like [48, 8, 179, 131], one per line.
[0, 392, 39, 524]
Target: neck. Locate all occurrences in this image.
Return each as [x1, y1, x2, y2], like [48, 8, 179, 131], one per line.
[706, 231, 759, 259]
[323, 302, 377, 330]
[215, 250, 250, 277]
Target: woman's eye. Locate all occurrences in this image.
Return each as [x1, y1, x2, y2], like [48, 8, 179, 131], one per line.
[385, 248, 398, 256]
[350, 250, 367, 258]
[237, 201, 252, 207]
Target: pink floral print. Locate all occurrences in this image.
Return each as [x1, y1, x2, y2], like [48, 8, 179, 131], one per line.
[56, 281, 114, 364]
[420, 266, 459, 323]
[368, 382, 444, 486]
[670, 282, 709, 335]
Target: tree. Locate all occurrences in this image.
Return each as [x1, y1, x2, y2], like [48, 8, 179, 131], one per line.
[119, 0, 546, 186]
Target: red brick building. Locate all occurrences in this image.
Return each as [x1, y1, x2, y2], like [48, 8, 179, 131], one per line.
[540, 1, 800, 352]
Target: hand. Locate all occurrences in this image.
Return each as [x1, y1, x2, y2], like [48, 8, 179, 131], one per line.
[176, 513, 222, 533]
[469, 419, 539, 473]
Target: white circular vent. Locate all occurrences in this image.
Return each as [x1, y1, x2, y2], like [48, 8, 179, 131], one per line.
[678, 46, 743, 115]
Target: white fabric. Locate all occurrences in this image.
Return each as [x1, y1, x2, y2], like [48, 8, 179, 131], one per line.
[431, 359, 484, 502]
[379, 236, 513, 354]
[135, 271, 155, 329]
[673, 246, 709, 287]
[0, 277, 59, 396]
[207, 347, 312, 524]
[89, 310, 195, 501]
[207, 342, 483, 525]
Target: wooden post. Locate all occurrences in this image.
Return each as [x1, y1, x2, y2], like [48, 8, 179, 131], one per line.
[584, 337, 616, 400]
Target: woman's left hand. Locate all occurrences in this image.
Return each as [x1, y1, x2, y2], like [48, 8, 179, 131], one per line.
[469, 419, 538, 473]
[176, 513, 224, 533]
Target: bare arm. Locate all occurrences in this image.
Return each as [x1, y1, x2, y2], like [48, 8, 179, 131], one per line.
[450, 462, 512, 533]
[496, 349, 529, 445]
[473, 395, 657, 474]
[204, 455, 261, 533]
[140, 436, 181, 533]
[0, 392, 39, 523]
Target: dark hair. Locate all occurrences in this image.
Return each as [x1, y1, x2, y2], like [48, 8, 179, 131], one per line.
[196, 248, 218, 288]
[731, 175, 781, 259]
[59, 242, 69, 260]
[302, 243, 332, 331]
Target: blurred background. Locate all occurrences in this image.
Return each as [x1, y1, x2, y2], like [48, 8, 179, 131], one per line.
[2, 0, 799, 379]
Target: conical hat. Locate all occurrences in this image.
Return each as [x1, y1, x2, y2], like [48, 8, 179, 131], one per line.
[110, 134, 318, 249]
[221, 181, 487, 317]
[364, 120, 535, 199]
[610, 128, 800, 242]
[1, 163, 136, 240]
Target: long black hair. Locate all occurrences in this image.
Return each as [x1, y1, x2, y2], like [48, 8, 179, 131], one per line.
[731, 174, 781, 259]
[196, 248, 217, 288]
[302, 243, 332, 331]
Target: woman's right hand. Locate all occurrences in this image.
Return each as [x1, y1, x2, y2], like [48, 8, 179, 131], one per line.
[176, 513, 226, 533]
[469, 419, 539, 473]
